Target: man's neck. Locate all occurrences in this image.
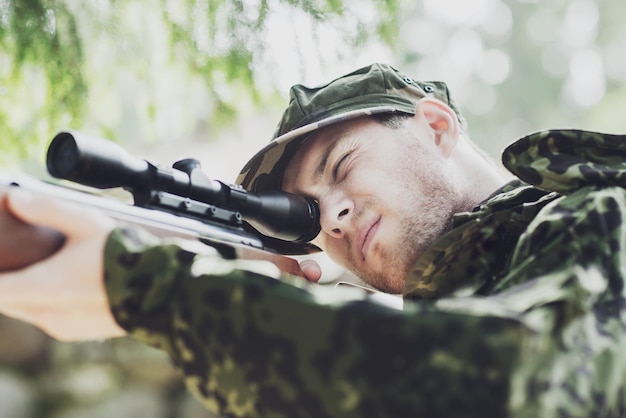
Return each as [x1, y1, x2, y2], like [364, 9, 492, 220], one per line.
[452, 137, 513, 210]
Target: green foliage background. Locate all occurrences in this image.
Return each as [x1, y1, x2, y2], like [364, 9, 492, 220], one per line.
[2, 0, 624, 171]
[0, 0, 399, 167]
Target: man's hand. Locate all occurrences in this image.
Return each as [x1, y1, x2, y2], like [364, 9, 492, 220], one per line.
[0, 189, 126, 341]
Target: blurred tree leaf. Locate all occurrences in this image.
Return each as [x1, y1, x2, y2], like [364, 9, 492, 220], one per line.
[0, 0, 400, 165]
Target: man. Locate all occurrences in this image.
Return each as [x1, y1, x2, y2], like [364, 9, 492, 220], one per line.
[1, 63, 626, 417]
[236, 64, 508, 293]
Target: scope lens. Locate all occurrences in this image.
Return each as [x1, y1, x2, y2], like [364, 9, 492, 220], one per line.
[47, 134, 79, 179]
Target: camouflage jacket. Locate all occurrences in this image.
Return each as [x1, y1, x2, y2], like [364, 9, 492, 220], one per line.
[104, 129, 626, 418]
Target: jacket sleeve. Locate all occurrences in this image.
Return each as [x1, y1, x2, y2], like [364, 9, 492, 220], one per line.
[489, 184, 626, 417]
[103, 226, 531, 418]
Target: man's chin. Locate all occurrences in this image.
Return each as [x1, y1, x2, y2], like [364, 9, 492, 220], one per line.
[356, 268, 407, 295]
[330, 245, 410, 294]
[378, 278, 406, 295]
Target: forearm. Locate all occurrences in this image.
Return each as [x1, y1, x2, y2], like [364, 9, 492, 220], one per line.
[104, 226, 529, 418]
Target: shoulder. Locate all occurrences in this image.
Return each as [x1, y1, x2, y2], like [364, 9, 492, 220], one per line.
[502, 129, 626, 193]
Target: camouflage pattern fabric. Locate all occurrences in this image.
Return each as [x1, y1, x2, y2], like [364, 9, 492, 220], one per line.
[104, 129, 626, 417]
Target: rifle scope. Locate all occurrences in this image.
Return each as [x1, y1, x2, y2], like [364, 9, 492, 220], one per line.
[46, 131, 320, 244]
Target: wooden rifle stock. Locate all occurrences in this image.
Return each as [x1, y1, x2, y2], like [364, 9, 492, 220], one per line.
[0, 192, 65, 271]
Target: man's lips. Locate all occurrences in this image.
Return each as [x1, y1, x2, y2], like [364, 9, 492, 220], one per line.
[357, 215, 381, 261]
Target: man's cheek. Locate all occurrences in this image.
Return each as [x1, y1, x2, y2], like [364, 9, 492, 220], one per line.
[325, 244, 350, 269]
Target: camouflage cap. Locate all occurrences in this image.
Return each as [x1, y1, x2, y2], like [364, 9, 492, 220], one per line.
[236, 63, 466, 193]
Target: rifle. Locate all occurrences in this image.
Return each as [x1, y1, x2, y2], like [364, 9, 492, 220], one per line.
[0, 131, 320, 275]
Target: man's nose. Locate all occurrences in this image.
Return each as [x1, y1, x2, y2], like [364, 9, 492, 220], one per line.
[319, 193, 354, 239]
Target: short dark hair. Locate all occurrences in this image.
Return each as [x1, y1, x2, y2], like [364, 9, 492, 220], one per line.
[371, 112, 411, 129]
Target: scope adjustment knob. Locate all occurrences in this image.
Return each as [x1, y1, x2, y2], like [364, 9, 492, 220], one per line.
[173, 158, 202, 174]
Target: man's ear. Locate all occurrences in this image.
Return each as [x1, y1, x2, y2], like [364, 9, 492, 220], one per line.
[413, 98, 460, 158]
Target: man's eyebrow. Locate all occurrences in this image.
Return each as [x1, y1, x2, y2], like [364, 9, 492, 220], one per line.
[314, 135, 343, 180]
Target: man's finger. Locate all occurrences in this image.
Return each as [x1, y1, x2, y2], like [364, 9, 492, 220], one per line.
[6, 189, 114, 238]
[299, 259, 322, 282]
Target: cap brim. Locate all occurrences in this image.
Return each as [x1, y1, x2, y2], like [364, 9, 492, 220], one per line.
[237, 105, 409, 192]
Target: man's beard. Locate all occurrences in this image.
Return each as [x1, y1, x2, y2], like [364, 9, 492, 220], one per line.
[354, 179, 459, 294]
[350, 139, 463, 294]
